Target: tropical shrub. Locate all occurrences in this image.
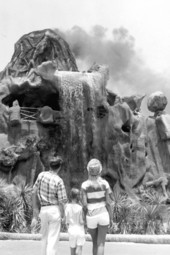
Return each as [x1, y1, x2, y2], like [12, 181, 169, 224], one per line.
[0, 177, 170, 234]
[0, 178, 33, 233]
[110, 183, 170, 234]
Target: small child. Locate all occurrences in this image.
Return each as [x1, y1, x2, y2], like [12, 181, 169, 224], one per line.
[65, 188, 86, 255]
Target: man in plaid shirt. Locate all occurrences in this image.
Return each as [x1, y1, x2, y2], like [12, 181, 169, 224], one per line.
[31, 155, 67, 255]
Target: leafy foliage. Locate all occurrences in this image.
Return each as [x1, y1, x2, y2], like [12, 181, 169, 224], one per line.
[110, 184, 170, 234]
[0, 179, 33, 233]
[0, 176, 170, 234]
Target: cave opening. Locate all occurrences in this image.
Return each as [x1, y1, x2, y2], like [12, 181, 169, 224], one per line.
[121, 120, 131, 133]
[2, 87, 61, 111]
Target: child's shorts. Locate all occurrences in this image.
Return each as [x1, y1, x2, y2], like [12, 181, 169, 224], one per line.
[86, 207, 109, 229]
[68, 225, 86, 248]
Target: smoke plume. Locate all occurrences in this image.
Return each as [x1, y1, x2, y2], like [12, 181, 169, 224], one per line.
[58, 26, 170, 115]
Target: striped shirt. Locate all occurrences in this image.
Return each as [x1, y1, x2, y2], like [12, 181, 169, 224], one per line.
[81, 177, 111, 211]
[33, 171, 67, 206]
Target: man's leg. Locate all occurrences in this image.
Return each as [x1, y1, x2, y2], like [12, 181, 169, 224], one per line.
[97, 225, 108, 255]
[39, 209, 48, 255]
[46, 219, 61, 255]
[45, 206, 61, 255]
[88, 228, 98, 255]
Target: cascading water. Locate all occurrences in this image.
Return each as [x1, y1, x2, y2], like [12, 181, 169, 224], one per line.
[57, 70, 107, 180]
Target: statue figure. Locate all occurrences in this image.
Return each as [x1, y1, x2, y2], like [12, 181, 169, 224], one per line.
[9, 100, 21, 126]
[122, 94, 147, 188]
[8, 100, 21, 144]
[145, 91, 170, 198]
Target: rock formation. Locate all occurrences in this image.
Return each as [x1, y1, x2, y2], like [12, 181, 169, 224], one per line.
[0, 29, 78, 80]
[0, 29, 169, 197]
[144, 91, 170, 198]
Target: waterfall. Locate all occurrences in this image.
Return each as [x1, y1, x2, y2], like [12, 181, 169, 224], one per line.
[59, 72, 88, 170]
[54, 70, 107, 178]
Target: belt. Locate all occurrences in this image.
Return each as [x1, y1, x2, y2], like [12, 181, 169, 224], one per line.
[41, 204, 58, 207]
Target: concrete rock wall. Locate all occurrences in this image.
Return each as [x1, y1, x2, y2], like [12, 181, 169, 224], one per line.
[0, 29, 169, 196]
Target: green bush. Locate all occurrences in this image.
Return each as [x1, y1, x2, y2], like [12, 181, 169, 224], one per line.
[0, 179, 33, 233]
[110, 184, 170, 234]
[0, 177, 170, 235]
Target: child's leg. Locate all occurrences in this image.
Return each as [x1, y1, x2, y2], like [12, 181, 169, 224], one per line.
[75, 245, 83, 255]
[88, 228, 98, 255]
[97, 225, 108, 255]
[68, 230, 76, 255]
[70, 247, 76, 255]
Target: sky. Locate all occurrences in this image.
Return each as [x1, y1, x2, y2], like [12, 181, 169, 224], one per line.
[1, 0, 170, 114]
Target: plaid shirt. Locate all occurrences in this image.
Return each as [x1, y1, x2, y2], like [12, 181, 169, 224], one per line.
[33, 171, 67, 206]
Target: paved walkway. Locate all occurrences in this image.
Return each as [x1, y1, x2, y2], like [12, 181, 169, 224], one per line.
[1, 240, 170, 255]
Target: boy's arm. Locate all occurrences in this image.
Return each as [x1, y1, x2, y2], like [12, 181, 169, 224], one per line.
[79, 207, 86, 225]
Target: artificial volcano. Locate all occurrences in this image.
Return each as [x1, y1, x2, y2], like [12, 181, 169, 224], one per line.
[0, 28, 169, 200]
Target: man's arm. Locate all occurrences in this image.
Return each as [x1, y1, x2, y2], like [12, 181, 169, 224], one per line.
[32, 187, 40, 219]
[57, 180, 68, 222]
[31, 187, 40, 232]
[58, 202, 65, 219]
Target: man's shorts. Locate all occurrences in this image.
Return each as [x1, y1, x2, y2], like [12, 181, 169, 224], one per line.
[86, 207, 109, 229]
[68, 225, 86, 248]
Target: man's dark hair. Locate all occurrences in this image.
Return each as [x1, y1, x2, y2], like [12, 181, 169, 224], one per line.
[49, 156, 63, 170]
